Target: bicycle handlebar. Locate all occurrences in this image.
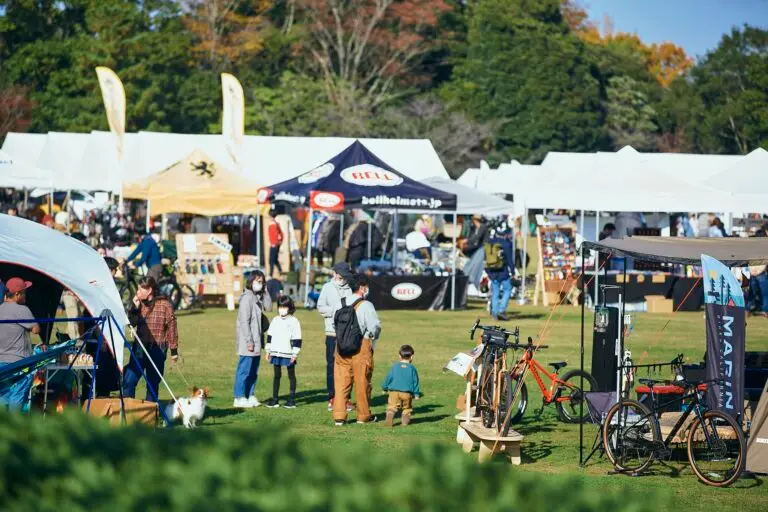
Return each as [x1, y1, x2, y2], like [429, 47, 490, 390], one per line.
[470, 319, 519, 340]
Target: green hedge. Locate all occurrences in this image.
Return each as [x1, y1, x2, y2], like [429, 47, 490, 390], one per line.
[0, 410, 659, 512]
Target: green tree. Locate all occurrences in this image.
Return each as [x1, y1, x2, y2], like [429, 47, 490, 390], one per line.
[444, 0, 607, 163]
[604, 75, 658, 150]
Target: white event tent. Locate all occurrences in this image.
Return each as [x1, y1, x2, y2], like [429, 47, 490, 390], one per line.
[423, 176, 514, 216]
[0, 133, 53, 189]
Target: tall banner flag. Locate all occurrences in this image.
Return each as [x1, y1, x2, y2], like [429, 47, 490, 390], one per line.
[702, 254, 746, 422]
[95, 66, 126, 160]
[221, 73, 244, 167]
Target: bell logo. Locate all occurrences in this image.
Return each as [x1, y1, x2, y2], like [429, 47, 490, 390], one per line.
[391, 283, 422, 301]
[298, 163, 335, 184]
[256, 188, 272, 203]
[311, 191, 343, 210]
[341, 165, 403, 187]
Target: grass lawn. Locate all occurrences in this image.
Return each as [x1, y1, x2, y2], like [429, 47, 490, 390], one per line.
[145, 302, 768, 511]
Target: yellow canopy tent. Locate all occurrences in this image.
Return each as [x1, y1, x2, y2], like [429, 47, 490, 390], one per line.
[123, 148, 266, 216]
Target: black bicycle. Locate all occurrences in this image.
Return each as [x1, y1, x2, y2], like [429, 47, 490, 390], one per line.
[602, 372, 746, 487]
[118, 263, 196, 311]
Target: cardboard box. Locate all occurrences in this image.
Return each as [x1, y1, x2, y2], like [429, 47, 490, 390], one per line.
[83, 398, 158, 426]
[645, 295, 673, 313]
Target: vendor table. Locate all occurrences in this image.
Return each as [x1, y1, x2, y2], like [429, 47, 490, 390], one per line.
[581, 273, 703, 311]
[43, 364, 97, 413]
[368, 275, 468, 310]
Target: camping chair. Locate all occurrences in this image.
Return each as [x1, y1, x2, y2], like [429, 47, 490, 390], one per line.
[581, 391, 619, 467]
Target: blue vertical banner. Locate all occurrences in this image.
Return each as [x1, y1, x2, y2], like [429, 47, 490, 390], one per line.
[701, 254, 746, 421]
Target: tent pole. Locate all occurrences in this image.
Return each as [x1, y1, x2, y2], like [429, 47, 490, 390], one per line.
[579, 209, 585, 238]
[87, 318, 105, 414]
[23, 188, 28, 212]
[392, 209, 398, 269]
[339, 213, 345, 248]
[304, 207, 313, 305]
[619, 264, 627, 402]
[256, 213, 262, 267]
[520, 207, 528, 305]
[367, 218, 372, 259]
[594, 210, 600, 307]
[48, 191, 53, 216]
[451, 212, 458, 311]
[579, 244, 585, 466]
[161, 214, 168, 241]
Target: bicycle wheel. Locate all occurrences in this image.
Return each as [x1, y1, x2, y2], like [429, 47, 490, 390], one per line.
[474, 350, 494, 421]
[555, 369, 598, 423]
[687, 410, 746, 487]
[158, 279, 182, 310]
[603, 399, 658, 474]
[481, 368, 496, 429]
[179, 284, 197, 311]
[500, 373, 528, 437]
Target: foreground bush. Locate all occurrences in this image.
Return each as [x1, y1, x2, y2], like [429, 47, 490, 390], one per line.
[0, 410, 659, 511]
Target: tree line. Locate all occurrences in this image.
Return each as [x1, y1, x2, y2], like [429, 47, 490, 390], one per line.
[1, 0, 766, 177]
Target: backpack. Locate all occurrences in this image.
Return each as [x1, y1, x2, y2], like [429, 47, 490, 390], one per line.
[484, 241, 505, 271]
[334, 297, 364, 356]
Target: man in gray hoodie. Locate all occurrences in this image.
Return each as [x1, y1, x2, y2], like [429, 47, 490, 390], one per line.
[317, 262, 354, 410]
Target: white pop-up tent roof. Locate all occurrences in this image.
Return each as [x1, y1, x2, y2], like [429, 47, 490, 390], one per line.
[0, 214, 129, 368]
[704, 148, 768, 193]
[0, 133, 53, 189]
[423, 176, 513, 216]
[35, 132, 92, 191]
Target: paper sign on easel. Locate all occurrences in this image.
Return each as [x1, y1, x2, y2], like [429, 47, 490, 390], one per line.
[445, 353, 474, 377]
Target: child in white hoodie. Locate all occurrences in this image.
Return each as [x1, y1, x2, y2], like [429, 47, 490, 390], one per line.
[265, 296, 302, 408]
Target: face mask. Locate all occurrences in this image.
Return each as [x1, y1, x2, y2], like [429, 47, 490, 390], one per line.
[334, 278, 345, 288]
[278, 308, 289, 317]
[252, 282, 263, 292]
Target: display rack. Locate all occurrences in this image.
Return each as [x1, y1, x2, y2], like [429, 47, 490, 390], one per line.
[175, 233, 241, 309]
[534, 224, 577, 306]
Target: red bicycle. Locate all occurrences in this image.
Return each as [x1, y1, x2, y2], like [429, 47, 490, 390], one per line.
[501, 337, 597, 433]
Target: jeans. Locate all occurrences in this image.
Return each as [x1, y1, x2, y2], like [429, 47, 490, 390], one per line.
[326, 336, 336, 400]
[269, 246, 282, 273]
[233, 355, 261, 399]
[122, 343, 166, 402]
[490, 278, 512, 317]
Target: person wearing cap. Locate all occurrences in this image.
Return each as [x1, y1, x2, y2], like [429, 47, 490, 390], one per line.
[485, 221, 516, 322]
[124, 232, 163, 282]
[0, 278, 41, 363]
[41, 214, 55, 229]
[317, 262, 354, 411]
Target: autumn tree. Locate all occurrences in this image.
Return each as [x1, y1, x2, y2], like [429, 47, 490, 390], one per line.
[291, 0, 452, 108]
[0, 86, 35, 142]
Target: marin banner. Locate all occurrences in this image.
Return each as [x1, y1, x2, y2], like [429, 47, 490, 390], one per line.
[702, 254, 746, 422]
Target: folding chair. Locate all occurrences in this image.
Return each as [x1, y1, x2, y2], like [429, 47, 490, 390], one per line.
[581, 391, 619, 467]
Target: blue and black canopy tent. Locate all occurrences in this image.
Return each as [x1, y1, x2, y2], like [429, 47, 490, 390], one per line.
[258, 140, 461, 307]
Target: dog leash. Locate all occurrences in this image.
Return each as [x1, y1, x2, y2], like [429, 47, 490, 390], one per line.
[173, 356, 192, 388]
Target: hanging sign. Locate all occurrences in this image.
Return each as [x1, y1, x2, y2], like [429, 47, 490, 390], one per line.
[310, 190, 344, 212]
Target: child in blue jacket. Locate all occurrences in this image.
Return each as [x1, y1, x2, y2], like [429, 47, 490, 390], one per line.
[382, 344, 422, 426]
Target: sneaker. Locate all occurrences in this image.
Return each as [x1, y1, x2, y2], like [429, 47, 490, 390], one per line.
[233, 397, 251, 409]
[328, 400, 334, 411]
[283, 400, 297, 409]
[346, 401, 354, 412]
[246, 396, 261, 408]
[265, 398, 280, 408]
[357, 415, 378, 424]
[334, 420, 345, 426]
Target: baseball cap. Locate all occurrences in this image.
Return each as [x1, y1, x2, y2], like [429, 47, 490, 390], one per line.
[6, 277, 32, 294]
[42, 214, 54, 225]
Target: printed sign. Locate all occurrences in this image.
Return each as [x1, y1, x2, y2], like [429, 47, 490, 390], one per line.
[208, 235, 233, 253]
[390, 282, 423, 301]
[341, 164, 403, 187]
[298, 163, 335, 184]
[310, 191, 344, 211]
[445, 353, 474, 377]
[256, 187, 272, 204]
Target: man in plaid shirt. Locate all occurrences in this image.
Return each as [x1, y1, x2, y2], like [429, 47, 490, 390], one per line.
[122, 276, 179, 402]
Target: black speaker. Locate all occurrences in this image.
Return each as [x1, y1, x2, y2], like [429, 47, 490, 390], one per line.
[592, 306, 619, 392]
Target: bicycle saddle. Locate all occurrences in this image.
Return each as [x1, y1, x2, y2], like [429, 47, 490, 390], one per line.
[549, 361, 567, 371]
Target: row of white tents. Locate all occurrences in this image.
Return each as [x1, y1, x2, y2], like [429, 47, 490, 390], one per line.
[459, 145, 768, 215]
[0, 131, 451, 193]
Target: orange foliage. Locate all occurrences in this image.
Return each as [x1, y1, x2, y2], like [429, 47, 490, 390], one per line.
[566, 4, 694, 87]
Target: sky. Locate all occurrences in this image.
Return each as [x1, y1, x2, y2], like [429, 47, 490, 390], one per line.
[584, 0, 768, 59]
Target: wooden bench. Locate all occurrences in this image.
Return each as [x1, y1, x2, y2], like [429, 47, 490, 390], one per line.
[459, 421, 524, 465]
[455, 410, 482, 444]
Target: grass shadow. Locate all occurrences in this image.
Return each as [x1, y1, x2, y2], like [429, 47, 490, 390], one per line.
[293, 389, 328, 406]
[521, 440, 554, 463]
[407, 414, 451, 425]
[505, 312, 546, 321]
[207, 407, 246, 421]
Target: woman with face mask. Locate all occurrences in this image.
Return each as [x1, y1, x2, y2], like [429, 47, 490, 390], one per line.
[234, 270, 271, 408]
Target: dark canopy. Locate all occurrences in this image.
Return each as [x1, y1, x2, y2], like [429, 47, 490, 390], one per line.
[582, 236, 768, 266]
[259, 140, 457, 211]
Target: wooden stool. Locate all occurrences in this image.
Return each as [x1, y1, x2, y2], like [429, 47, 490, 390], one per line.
[459, 421, 524, 465]
[455, 410, 481, 444]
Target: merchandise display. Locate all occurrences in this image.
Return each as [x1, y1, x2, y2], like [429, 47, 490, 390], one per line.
[175, 233, 240, 305]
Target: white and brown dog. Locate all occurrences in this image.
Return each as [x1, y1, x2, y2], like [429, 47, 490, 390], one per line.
[165, 387, 209, 429]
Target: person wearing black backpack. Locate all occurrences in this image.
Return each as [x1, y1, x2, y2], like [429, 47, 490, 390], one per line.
[485, 221, 515, 322]
[332, 273, 381, 425]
